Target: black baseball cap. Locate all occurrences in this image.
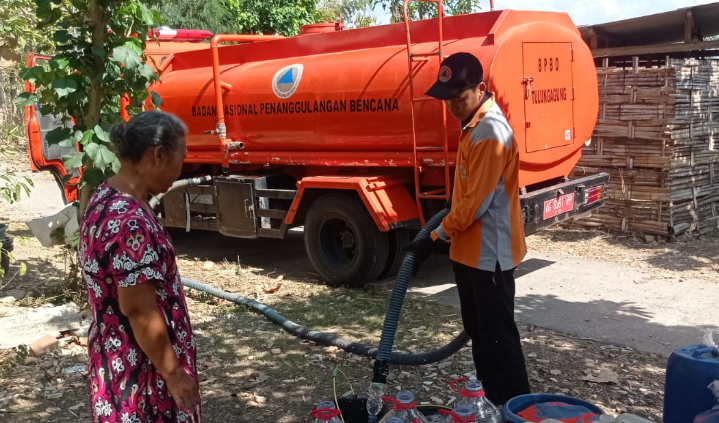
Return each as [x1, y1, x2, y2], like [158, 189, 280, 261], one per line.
[425, 52, 484, 100]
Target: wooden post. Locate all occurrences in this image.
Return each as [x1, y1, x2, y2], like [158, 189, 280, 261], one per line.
[684, 10, 694, 43]
[589, 30, 598, 50]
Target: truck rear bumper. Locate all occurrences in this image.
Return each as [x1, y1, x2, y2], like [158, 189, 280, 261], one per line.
[521, 172, 610, 236]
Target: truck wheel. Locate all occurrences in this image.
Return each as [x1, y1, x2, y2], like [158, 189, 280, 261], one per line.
[380, 229, 412, 279]
[304, 193, 388, 287]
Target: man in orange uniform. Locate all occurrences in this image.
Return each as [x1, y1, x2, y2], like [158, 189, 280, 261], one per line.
[409, 52, 531, 405]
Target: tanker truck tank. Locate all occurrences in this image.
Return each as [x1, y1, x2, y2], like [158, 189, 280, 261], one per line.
[150, 9, 598, 188]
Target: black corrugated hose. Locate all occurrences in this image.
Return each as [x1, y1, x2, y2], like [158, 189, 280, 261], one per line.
[180, 208, 470, 366]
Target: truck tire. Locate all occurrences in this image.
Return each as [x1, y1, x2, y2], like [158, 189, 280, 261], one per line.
[304, 193, 389, 287]
[380, 228, 411, 279]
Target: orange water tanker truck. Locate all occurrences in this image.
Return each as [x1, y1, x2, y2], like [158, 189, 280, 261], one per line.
[25, 5, 609, 287]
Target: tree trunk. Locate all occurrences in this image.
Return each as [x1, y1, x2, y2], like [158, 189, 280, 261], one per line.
[78, 0, 110, 222]
[0, 67, 6, 125]
[9, 72, 17, 118]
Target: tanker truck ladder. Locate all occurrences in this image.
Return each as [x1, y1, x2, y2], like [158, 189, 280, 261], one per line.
[403, 0, 451, 225]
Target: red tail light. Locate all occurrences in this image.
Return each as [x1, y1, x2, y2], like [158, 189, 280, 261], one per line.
[586, 185, 604, 204]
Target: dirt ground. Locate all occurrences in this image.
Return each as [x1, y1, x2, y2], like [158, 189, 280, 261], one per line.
[2, 149, 718, 422]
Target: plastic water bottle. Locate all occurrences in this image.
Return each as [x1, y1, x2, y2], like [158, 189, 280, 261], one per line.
[312, 400, 343, 423]
[380, 390, 430, 423]
[367, 382, 386, 423]
[451, 378, 502, 423]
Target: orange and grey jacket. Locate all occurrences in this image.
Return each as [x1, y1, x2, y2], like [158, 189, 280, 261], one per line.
[431, 94, 527, 272]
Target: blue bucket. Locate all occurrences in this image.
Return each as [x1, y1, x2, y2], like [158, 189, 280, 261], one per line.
[503, 394, 605, 423]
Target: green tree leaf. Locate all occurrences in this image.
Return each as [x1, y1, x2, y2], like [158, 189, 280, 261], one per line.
[80, 168, 107, 186]
[62, 151, 85, 170]
[50, 56, 70, 70]
[137, 3, 155, 26]
[53, 29, 72, 43]
[122, 38, 143, 54]
[52, 78, 78, 98]
[151, 91, 163, 108]
[111, 46, 141, 70]
[59, 138, 77, 148]
[84, 143, 117, 171]
[46, 127, 72, 146]
[91, 46, 107, 59]
[93, 125, 110, 143]
[79, 131, 94, 146]
[138, 63, 157, 81]
[21, 66, 45, 83]
[13, 93, 38, 108]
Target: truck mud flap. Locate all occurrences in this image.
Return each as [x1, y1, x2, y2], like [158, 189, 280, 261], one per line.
[521, 172, 610, 236]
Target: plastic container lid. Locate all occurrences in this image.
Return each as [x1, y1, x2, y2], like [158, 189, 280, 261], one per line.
[317, 401, 337, 409]
[455, 404, 475, 417]
[675, 345, 719, 363]
[466, 380, 484, 392]
[397, 391, 415, 404]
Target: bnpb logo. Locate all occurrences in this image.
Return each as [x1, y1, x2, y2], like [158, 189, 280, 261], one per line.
[438, 65, 452, 83]
[272, 64, 304, 99]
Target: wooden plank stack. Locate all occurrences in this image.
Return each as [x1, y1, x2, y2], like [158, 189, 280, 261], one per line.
[571, 58, 719, 237]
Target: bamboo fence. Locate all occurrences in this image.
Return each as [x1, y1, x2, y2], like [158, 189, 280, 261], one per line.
[571, 58, 719, 237]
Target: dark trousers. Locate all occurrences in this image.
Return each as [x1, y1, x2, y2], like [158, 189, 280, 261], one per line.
[454, 261, 531, 406]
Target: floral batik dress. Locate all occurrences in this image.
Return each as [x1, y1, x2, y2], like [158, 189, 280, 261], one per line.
[78, 183, 201, 423]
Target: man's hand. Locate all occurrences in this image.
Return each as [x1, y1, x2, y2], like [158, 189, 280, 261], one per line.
[406, 235, 443, 275]
[165, 367, 200, 410]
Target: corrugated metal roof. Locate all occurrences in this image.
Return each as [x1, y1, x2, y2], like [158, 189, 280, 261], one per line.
[578, 2, 719, 47]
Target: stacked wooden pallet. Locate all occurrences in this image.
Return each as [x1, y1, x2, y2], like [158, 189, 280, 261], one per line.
[572, 58, 719, 237]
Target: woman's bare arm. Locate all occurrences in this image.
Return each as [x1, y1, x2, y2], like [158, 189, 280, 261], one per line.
[118, 281, 199, 409]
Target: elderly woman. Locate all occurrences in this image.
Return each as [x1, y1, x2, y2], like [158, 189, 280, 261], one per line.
[78, 111, 200, 422]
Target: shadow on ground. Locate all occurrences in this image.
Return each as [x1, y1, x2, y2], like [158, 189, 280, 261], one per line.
[1, 264, 670, 423]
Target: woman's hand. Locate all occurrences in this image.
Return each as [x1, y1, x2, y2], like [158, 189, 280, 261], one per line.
[165, 367, 200, 410]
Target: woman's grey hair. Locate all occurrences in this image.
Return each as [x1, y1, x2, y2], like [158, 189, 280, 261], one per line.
[109, 111, 187, 163]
